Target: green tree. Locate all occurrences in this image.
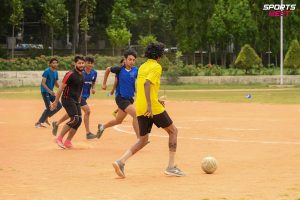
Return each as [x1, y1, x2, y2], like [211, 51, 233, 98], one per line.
[234, 44, 262, 74]
[106, 27, 132, 56]
[42, 0, 67, 56]
[227, 0, 257, 48]
[207, 0, 228, 65]
[172, 0, 216, 53]
[284, 39, 300, 72]
[9, 0, 23, 59]
[110, 0, 136, 28]
[106, 0, 135, 55]
[79, 0, 96, 55]
[138, 34, 157, 49]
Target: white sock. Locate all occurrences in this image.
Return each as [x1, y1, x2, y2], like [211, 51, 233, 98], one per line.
[168, 151, 176, 168]
[120, 150, 133, 164]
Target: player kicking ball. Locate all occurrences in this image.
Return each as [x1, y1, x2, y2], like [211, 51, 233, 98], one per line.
[112, 43, 185, 178]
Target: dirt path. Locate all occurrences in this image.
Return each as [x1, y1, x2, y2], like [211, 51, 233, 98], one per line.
[0, 99, 300, 200]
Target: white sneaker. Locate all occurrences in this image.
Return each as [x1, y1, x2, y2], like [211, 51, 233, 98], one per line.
[96, 124, 104, 139]
[164, 166, 185, 177]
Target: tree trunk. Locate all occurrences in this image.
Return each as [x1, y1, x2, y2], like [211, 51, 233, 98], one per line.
[51, 27, 54, 56]
[85, 32, 87, 56]
[72, 0, 80, 55]
[208, 51, 211, 64]
[112, 46, 115, 56]
[11, 26, 15, 59]
[224, 52, 227, 67]
[214, 52, 217, 65]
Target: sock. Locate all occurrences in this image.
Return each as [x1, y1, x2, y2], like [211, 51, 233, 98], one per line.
[168, 151, 176, 168]
[120, 150, 133, 164]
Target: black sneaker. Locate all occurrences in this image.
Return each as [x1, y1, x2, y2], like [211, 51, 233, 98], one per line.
[96, 124, 104, 139]
[52, 121, 58, 136]
[86, 132, 97, 140]
[112, 160, 125, 178]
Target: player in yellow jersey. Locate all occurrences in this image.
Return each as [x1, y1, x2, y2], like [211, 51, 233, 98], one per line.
[112, 43, 185, 178]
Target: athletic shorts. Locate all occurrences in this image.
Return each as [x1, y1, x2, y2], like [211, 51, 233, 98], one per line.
[80, 97, 88, 107]
[62, 98, 81, 117]
[115, 96, 134, 111]
[137, 111, 173, 136]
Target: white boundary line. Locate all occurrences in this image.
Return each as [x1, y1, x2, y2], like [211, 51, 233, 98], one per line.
[113, 125, 300, 145]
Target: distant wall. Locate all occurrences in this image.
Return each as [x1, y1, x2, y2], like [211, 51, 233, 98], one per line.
[1, 71, 300, 87]
[0, 71, 115, 88]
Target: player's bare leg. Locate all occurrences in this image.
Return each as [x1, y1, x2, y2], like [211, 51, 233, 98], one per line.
[163, 123, 185, 176]
[124, 104, 140, 138]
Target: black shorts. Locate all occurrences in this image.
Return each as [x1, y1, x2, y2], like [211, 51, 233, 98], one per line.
[80, 97, 88, 107]
[62, 98, 81, 117]
[115, 96, 134, 111]
[137, 111, 173, 136]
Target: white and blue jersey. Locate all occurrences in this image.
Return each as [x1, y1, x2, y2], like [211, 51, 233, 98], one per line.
[110, 66, 138, 99]
[82, 69, 97, 99]
[40, 67, 58, 93]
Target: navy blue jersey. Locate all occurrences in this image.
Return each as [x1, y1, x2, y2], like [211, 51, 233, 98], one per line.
[82, 69, 97, 99]
[110, 66, 138, 99]
[40, 67, 58, 93]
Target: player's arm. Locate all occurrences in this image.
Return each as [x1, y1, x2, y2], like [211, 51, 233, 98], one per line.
[144, 80, 152, 117]
[55, 80, 60, 88]
[41, 77, 55, 96]
[110, 77, 118, 95]
[91, 71, 97, 94]
[91, 82, 96, 94]
[78, 88, 83, 103]
[50, 82, 66, 111]
[102, 67, 111, 90]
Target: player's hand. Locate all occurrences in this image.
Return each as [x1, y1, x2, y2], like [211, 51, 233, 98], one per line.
[91, 88, 96, 94]
[50, 102, 57, 111]
[144, 105, 153, 118]
[102, 84, 107, 90]
[158, 99, 165, 107]
[50, 91, 55, 96]
[109, 91, 114, 96]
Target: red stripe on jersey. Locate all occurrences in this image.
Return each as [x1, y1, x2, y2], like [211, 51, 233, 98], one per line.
[62, 71, 73, 84]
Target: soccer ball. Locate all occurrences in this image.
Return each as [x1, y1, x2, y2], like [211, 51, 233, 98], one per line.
[201, 156, 217, 174]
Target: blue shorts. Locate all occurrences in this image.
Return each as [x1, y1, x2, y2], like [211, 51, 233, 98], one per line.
[80, 97, 88, 107]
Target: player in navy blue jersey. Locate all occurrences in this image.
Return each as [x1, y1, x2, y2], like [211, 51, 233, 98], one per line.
[52, 57, 98, 140]
[97, 49, 139, 139]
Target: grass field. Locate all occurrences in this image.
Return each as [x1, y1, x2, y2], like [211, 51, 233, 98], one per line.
[1, 84, 300, 104]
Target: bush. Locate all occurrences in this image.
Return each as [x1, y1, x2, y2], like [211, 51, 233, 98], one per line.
[0, 55, 148, 71]
[234, 44, 262, 74]
[284, 39, 300, 69]
[201, 65, 224, 76]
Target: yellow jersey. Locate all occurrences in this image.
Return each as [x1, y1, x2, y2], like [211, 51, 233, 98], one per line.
[136, 59, 165, 116]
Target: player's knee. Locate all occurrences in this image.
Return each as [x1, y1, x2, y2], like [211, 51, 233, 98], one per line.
[85, 108, 91, 116]
[167, 125, 178, 136]
[73, 116, 82, 129]
[140, 135, 149, 145]
[67, 115, 82, 130]
[115, 118, 123, 124]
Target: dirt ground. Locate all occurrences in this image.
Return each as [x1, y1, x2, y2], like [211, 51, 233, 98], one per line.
[1, 99, 300, 200]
